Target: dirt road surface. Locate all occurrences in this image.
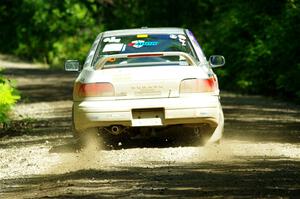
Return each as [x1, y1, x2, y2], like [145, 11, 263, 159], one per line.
[1, 60, 300, 198]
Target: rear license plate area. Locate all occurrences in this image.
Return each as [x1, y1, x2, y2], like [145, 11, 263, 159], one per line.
[131, 108, 164, 127]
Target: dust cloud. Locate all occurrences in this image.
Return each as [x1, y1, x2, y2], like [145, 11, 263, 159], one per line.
[1, 134, 300, 198]
[1, 135, 300, 181]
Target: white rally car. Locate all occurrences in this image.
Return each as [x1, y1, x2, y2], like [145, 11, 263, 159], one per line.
[65, 28, 225, 146]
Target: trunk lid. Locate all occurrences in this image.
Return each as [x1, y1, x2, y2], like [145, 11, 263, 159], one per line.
[81, 66, 209, 99]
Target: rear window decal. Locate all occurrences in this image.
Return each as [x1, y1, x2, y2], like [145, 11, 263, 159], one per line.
[170, 34, 177, 39]
[103, 37, 121, 43]
[128, 40, 159, 48]
[137, 34, 148, 38]
[102, 43, 125, 52]
[178, 35, 187, 46]
[178, 35, 186, 40]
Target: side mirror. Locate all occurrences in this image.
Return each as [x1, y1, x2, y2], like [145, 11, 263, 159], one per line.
[209, 55, 225, 68]
[64, 60, 81, 72]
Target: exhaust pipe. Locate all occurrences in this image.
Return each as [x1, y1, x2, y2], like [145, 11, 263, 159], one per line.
[103, 125, 127, 135]
[111, 125, 120, 135]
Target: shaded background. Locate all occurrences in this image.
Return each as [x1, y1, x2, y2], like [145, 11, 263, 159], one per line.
[0, 0, 299, 102]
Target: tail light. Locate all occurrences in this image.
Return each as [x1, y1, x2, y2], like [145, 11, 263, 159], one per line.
[180, 77, 217, 93]
[73, 82, 114, 99]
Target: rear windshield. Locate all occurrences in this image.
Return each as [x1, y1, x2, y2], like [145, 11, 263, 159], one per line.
[92, 34, 198, 68]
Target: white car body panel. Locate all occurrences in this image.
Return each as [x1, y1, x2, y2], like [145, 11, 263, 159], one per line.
[74, 95, 223, 142]
[77, 66, 213, 99]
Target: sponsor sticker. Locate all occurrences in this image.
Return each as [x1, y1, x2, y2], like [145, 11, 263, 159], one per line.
[128, 40, 159, 48]
[178, 34, 187, 46]
[170, 34, 177, 39]
[103, 37, 121, 43]
[137, 34, 148, 38]
[102, 43, 124, 52]
[178, 35, 186, 40]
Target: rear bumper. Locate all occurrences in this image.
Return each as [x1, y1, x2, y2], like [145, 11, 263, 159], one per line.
[73, 94, 223, 131]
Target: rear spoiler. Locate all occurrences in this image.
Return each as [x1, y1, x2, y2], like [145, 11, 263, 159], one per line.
[94, 51, 198, 70]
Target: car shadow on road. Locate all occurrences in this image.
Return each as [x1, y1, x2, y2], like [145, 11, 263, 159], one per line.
[1, 160, 300, 198]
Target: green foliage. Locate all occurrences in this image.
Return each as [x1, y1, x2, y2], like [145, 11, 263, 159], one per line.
[0, 0, 299, 102]
[209, 0, 300, 101]
[0, 0, 101, 67]
[0, 73, 20, 123]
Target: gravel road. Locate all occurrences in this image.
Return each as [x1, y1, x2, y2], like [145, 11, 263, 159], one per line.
[0, 62, 300, 198]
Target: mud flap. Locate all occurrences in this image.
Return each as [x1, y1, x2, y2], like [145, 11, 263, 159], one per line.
[206, 108, 224, 144]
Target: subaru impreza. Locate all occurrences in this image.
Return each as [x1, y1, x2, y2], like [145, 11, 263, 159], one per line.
[65, 27, 225, 146]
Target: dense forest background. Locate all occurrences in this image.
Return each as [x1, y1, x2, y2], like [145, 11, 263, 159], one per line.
[0, 0, 299, 102]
